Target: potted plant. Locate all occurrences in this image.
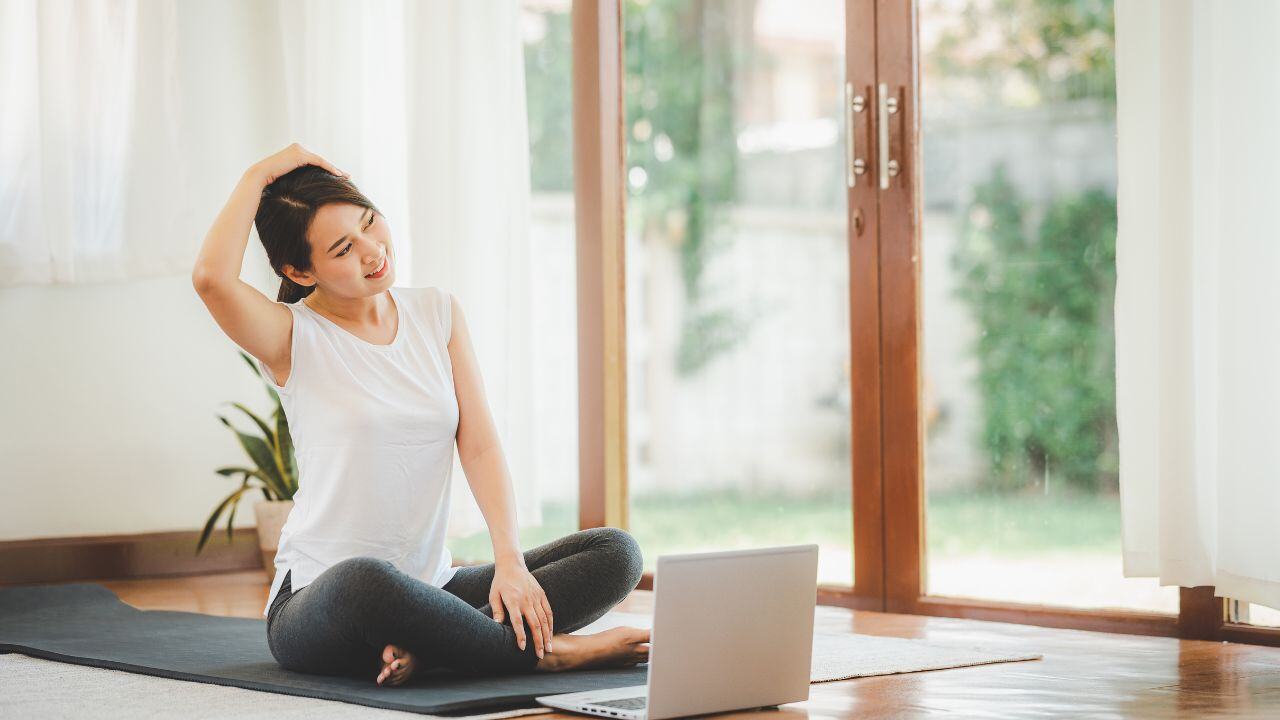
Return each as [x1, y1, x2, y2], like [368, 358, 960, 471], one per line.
[197, 350, 298, 583]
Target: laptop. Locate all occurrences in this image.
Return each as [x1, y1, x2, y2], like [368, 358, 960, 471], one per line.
[536, 544, 819, 720]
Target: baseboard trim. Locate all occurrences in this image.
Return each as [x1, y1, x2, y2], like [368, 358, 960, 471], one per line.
[0, 529, 263, 586]
[0, 530, 499, 586]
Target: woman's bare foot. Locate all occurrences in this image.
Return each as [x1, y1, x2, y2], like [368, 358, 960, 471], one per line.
[376, 643, 416, 686]
[533, 626, 651, 673]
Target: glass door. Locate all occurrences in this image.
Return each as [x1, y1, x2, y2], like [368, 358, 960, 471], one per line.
[621, 0, 869, 594]
[879, 0, 1179, 625]
[915, 0, 1174, 613]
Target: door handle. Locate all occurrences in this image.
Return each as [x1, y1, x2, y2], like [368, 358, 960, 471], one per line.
[878, 82, 901, 189]
[845, 82, 868, 188]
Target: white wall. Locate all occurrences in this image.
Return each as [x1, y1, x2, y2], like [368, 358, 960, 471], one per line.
[0, 1, 293, 542]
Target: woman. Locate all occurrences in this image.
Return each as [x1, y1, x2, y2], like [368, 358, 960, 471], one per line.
[192, 143, 650, 686]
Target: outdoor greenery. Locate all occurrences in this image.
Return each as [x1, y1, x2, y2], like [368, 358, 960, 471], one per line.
[523, 1, 754, 376]
[520, 1, 1124, 494]
[446, 487, 1121, 566]
[523, 10, 573, 193]
[931, 0, 1120, 493]
[928, 0, 1116, 105]
[951, 166, 1119, 492]
[623, 0, 751, 375]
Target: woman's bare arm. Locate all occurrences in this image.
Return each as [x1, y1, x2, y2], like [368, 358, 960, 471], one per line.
[192, 168, 267, 288]
[448, 293, 525, 567]
[191, 168, 294, 371]
[191, 144, 345, 373]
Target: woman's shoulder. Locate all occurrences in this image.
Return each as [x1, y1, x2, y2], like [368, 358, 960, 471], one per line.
[395, 286, 453, 336]
[394, 285, 452, 308]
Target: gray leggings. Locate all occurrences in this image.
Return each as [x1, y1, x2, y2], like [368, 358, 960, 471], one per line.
[266, 526, 644, 680]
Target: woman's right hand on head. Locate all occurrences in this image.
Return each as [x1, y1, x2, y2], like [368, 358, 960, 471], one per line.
[248, 143, 348, 187]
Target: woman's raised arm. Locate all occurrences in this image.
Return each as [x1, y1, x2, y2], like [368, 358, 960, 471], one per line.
[190, 144, 346, 377]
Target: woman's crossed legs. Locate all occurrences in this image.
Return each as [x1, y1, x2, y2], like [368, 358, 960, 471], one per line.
[267, 526, 647, 683]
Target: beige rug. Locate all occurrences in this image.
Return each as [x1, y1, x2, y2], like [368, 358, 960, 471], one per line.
[589, 611, 1042, 683]
[0, 611, 1039, 719]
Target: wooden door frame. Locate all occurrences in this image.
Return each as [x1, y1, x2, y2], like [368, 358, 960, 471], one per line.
[572, 0, 629, 534]
[1183, 587, 1280, 647]
[846, 0, 887, 612]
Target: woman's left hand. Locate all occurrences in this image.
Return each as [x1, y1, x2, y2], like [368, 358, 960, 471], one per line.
[489, 562, 554, 658]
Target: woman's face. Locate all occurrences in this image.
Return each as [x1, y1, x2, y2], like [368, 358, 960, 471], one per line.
[298, 202, 394, 295]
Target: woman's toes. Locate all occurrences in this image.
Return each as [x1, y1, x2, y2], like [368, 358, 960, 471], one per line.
[379, 649, 416, 686]
[377, 644, 412, 686]
[386, 663, 412, 685]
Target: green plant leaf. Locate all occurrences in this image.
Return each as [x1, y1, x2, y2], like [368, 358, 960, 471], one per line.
[226, 473, 252, 541]
[275, 407, 296, 498]
[226, 401, 277, 449]
[247, 466, 285, 502]
[216, 415, 288, 498]
[228, 401, 290, 486]
[197, 485, 249, 554]
[226, 398, 292, 496]
[238, 467, 277, 500]
[203, 351, 297, 554]
[239, 349, 262, 379]
[242, 348, 287, 408]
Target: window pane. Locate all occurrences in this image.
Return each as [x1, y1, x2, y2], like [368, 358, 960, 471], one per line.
[919, 0, 1176, 612]
[1234, 603, 1280, 628]
[448, 0, 579, 562]
[624, 0, 853, 587]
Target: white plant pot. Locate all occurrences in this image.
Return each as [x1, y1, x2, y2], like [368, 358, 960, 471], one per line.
[252, 499, 294, 583]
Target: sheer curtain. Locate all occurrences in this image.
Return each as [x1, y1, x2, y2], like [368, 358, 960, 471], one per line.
[273, 0, 539, 538]
[0, 0, 186, 286]
[1115, 0, 1280, 609]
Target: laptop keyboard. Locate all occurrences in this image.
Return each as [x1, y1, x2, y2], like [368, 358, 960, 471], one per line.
[588, 697, 648, 711]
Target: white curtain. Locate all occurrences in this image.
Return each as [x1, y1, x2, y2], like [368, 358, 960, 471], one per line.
[402, 1, 540, 537]
[1115, 0, 1280, 609]
[0, 0, 186, 286]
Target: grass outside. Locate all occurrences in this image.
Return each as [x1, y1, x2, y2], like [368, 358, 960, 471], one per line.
[447, 487, 1124, 565]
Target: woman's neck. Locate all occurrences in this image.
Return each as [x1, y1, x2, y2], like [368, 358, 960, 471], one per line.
[306, 289, 393, 325]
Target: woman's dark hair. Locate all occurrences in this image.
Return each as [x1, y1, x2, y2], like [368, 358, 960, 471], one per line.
[255, 165, 382, 303]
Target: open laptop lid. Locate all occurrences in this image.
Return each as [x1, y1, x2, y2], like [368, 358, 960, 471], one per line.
[646, 544, 819, 720]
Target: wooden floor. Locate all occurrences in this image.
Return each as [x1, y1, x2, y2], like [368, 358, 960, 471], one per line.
[94, 570, 1280, 719]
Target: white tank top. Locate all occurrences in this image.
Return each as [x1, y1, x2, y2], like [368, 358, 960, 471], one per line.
[257, 285, 461, 617]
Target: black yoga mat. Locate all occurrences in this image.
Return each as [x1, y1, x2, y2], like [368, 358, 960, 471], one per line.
[0, 582, 650, 715]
